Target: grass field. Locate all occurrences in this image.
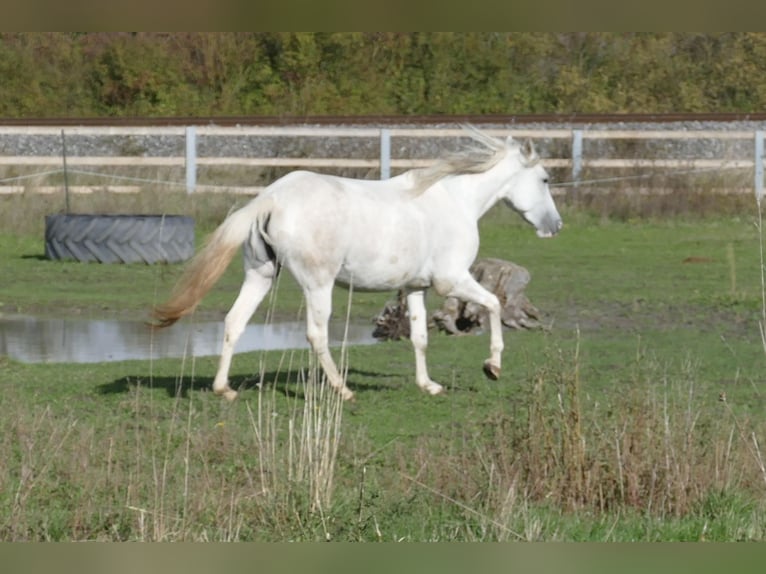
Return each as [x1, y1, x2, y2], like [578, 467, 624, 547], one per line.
[2, 189, 766, 541]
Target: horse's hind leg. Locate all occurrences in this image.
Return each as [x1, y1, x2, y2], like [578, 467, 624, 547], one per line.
[406, 290, 444, 395]
[303, 282, 354, 401]
[213, 261, 275, 401]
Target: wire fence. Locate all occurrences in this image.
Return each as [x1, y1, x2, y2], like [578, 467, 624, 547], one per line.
[0, 163, 757, 195]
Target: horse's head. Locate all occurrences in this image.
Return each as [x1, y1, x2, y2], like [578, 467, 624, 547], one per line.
[503, 137, 563, 238]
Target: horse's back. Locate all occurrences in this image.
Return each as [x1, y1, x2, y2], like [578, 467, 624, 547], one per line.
[265, 170, 419, 227]
[261, 170, 436, 290]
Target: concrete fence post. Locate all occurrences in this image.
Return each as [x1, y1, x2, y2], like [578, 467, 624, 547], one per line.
[572, 129, 583, 188]
[185, 126, 197, 194]
[756, 130, 764, 203]
[380, 128, 391, 180]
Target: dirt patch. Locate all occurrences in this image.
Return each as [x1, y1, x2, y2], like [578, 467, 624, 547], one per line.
[545, 298, 760, 341]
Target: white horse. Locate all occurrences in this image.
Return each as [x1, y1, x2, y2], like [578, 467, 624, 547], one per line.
[153, 127, 562, 401]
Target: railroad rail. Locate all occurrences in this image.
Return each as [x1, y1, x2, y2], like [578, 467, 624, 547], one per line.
[1, 113, 766, 127]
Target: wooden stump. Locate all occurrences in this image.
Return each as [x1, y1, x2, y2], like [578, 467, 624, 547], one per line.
[373, 258, 541, 340]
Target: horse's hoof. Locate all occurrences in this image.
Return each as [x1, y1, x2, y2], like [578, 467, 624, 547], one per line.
[483, 361, 501, 380]
[428, 382, 445, 395]
[419, 381, 444, 396]
[215, 388, 238, 402]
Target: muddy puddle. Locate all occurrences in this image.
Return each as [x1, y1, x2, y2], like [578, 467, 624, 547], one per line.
[0, 314, 378, 364]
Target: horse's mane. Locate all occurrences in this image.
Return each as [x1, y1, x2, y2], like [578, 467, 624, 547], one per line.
[405, 125, 538, 196]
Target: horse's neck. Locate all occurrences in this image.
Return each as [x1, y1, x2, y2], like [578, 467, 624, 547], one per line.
[443, 165, 511, 221]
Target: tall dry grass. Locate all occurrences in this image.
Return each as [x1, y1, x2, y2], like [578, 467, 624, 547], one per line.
[4, 334, 765, 541]
[0, 358, 346, 541]
[0, 183, 249, 237]
[398, 335, 766, 540]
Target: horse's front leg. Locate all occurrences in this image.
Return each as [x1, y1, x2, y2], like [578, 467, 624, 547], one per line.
[406, 290, 444, 395]
[442, 275, 504, 380]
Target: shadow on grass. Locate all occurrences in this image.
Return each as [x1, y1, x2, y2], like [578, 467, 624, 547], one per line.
[99, 367, 391, 399]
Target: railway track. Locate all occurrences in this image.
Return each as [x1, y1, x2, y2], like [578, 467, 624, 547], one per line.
[1, 113, 766, 127]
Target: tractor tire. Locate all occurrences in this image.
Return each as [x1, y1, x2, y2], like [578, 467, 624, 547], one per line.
[44, 214, 195, 264]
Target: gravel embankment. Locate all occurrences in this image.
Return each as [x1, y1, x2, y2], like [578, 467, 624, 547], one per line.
[1, 120, 764, 158]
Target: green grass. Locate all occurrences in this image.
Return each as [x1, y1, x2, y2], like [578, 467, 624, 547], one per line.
[2, 191, 766, 540]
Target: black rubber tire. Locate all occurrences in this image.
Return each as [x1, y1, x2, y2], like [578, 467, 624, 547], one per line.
[44, 214, 195, 264]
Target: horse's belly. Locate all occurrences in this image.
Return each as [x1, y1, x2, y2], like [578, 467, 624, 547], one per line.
[335, 260, 430, 291]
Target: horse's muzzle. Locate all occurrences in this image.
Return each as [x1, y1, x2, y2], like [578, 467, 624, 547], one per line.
[536, 217, 563, 238]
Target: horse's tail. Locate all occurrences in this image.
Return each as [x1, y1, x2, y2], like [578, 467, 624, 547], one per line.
[152, 198, 270, 328]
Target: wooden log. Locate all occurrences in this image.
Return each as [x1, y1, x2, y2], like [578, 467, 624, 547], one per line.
[373, 258, 540, 341]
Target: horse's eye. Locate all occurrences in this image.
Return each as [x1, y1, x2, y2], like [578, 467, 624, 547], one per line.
[543, 177, 549, 184]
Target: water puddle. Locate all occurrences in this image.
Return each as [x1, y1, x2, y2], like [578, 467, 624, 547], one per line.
[0, 314, 378, 364]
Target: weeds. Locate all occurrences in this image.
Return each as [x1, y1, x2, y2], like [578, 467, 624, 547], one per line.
[396, 338, 766, 540]
[2, 328, 766, 541]
[0, 186, 245, 236]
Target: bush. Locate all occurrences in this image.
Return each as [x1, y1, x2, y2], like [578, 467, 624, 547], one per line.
[2, 33, 766, 117]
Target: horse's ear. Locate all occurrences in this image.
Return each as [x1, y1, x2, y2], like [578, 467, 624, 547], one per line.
[520, 139, 539, 164]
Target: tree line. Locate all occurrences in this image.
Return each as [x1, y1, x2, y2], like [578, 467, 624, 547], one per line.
[1, 32, 765, 118]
